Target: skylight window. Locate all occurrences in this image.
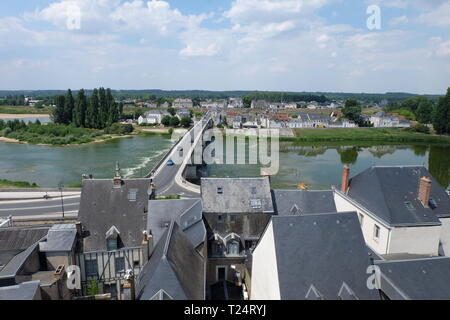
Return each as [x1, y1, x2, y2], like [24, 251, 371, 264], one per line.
[217, 187, 223, 195]
[128, 189, 138, 201]
[250, 199, 262, 209]
[404, 201, 415, 210]
[429, 199, 437, 209]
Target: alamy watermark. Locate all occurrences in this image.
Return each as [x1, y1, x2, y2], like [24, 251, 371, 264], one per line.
[168, 127, 280, 176]
[367, 5, 382, 30]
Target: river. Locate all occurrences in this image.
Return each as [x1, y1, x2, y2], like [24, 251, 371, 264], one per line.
[0, 137, 449, 190]
[0, 136, 173, 187]
[207, 143, 450, 190]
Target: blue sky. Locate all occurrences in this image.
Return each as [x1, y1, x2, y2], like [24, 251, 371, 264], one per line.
[0, 0, 449, 93]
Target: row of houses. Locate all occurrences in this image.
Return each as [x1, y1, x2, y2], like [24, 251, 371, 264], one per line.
[227, 111, 357, 129]
[2, 162, 450, 300]
[137, 109, 192, 125]
[367, 111, 412, 128]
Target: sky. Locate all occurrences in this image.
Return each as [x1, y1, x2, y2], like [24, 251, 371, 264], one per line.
[0, 0, 449, 94]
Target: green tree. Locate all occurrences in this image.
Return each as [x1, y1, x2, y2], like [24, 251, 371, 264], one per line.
[73, 89, 87, 127]
[415, 100, 434, 124]
[180, 116, 192, 128]
[167, 107, 176, 116]
[86, 89, 99, 129]
[64, 89, 75, 125]
[52, 95, 66, 124]
[433, 87, 450, 135]
[86, 279, 100, 296]
[342, 99, 362, 122]
[98, 88, 108, 129]
[169, 116, 180, 127]
[161, 115, 171, 126]
[106, 88, 118, 126]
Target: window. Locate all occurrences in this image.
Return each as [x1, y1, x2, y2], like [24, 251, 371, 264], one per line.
[374, 225, 380, 240]
[128, 189, 137, 201]
[251, 187, 257, 195]
[107, 237, 118, 251]
[115, 257, 125, 273]
[213, 242, 224, 256]
[133, 260, 140, 268]
[404, 201, 415, 210]
[217, 214, 223, 223]
[217, 187, 223, 195]
[217, 267, 226, 281]
[85, 260, 98, 277]
[230, 215, 237, 223]
[250, 199, 262, 209]
[245, 240, 257, 250]
[227, 241, 240, 255]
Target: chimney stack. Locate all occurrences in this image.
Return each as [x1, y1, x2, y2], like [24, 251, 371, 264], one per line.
[341, 164, 350, 193]
[418, 176, 432, 208]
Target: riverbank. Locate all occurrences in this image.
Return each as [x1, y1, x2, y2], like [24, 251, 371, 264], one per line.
[0, 179, 39, 189]
[283, 128, 450, 144]
[0, 113, 51, 119]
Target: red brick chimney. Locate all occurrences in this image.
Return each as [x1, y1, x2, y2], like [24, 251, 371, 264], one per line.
[341, 164, 350, 193]
[418, 176, 432, 208]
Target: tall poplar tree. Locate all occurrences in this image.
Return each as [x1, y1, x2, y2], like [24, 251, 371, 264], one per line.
[433, 87, 450, 135]
[51, 95, 66, 124]
[86, 89, 99, 129]
[64, 89, 75, 125]
[73, 89, 87, 127]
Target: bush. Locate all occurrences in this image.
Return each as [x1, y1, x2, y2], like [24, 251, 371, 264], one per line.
[407, 123, 430, 134]
[169, 117, 180, 127]
[1, 127, 12, 136]
[104, 123, 134, 135]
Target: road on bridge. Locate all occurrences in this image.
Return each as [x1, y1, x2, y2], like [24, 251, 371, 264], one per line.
[152, 112, 212, 198]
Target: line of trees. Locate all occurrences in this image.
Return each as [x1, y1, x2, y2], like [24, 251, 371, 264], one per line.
[52, 88, 123, 129]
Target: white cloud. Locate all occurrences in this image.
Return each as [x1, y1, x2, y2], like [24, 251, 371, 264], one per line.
[418, 2, 450, 27]
[389, 15, 409, 26]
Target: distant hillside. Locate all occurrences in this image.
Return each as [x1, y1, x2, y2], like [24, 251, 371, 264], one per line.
[0, 89, 443, 103]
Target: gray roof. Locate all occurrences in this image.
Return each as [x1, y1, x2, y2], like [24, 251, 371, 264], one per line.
[269, 212, 379, 300]
[0, 281, 41, 300]
[272, 190, 337, 216]
[201, 178, 274, 214]
[148, 199, 206, 248]
[375, 257, 450, 300]
[39, 224, 77, 252]
[78, 178, 151, 252]
[137, 221, 205, 300]
[342, 166, 450, 227]
[0, 227, 49, 270]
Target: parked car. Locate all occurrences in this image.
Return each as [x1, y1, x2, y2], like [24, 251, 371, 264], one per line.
[167, 159, 174, 166]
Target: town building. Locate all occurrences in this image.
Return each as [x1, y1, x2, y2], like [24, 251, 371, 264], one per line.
[201, 177, 274, 297]
[251, 212, 380, 300]
[76, 164, 153, 299]
[173, 98, 194, 109]
[138, 110, 170, 125]
[369, 111, 411, 128]
[334, 165, 450, 256]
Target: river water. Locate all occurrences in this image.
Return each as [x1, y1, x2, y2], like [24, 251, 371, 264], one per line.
[0, 136, 173, 187]
[207, 143, 450, 190]
[0, 137, 449, 190]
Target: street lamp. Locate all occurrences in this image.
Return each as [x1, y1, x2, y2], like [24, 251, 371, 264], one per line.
[58, 182, 65, 218]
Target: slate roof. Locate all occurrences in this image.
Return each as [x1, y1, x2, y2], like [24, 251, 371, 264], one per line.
[269, 212, 379, 300]
[39, 224, 77, 252]
[341, 166, 450, 227]
[0, 281, 41, 300]
[78, 178, 151, 252]
[136, 221, 205, 300]
[147, 198, 206, 248]
[375, 257, 450, 300]
[0, 227, 49, 270]
[272, 190, 337, 216]
[201, 178, 274, 214]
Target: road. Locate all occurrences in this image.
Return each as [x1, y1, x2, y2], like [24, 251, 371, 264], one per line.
[152, 113, 212, 198]
[0, 193, 80, 219]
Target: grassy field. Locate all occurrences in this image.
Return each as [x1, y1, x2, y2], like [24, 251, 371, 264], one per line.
[0, 105, 53, 114]
[0, 179, 39, 188]
[285, 128, 450, 144]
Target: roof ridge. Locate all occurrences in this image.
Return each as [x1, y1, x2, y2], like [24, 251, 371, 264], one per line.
[376, 256, 450, 264]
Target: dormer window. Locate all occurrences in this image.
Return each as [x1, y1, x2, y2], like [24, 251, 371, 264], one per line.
[106, 226, 120, 251]
[217, 187, 223, 195]
[290, 205, 299, 215]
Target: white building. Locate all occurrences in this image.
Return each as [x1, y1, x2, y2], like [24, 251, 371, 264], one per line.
[334, 165, 450, 257]
[138, 110, 170, 125]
